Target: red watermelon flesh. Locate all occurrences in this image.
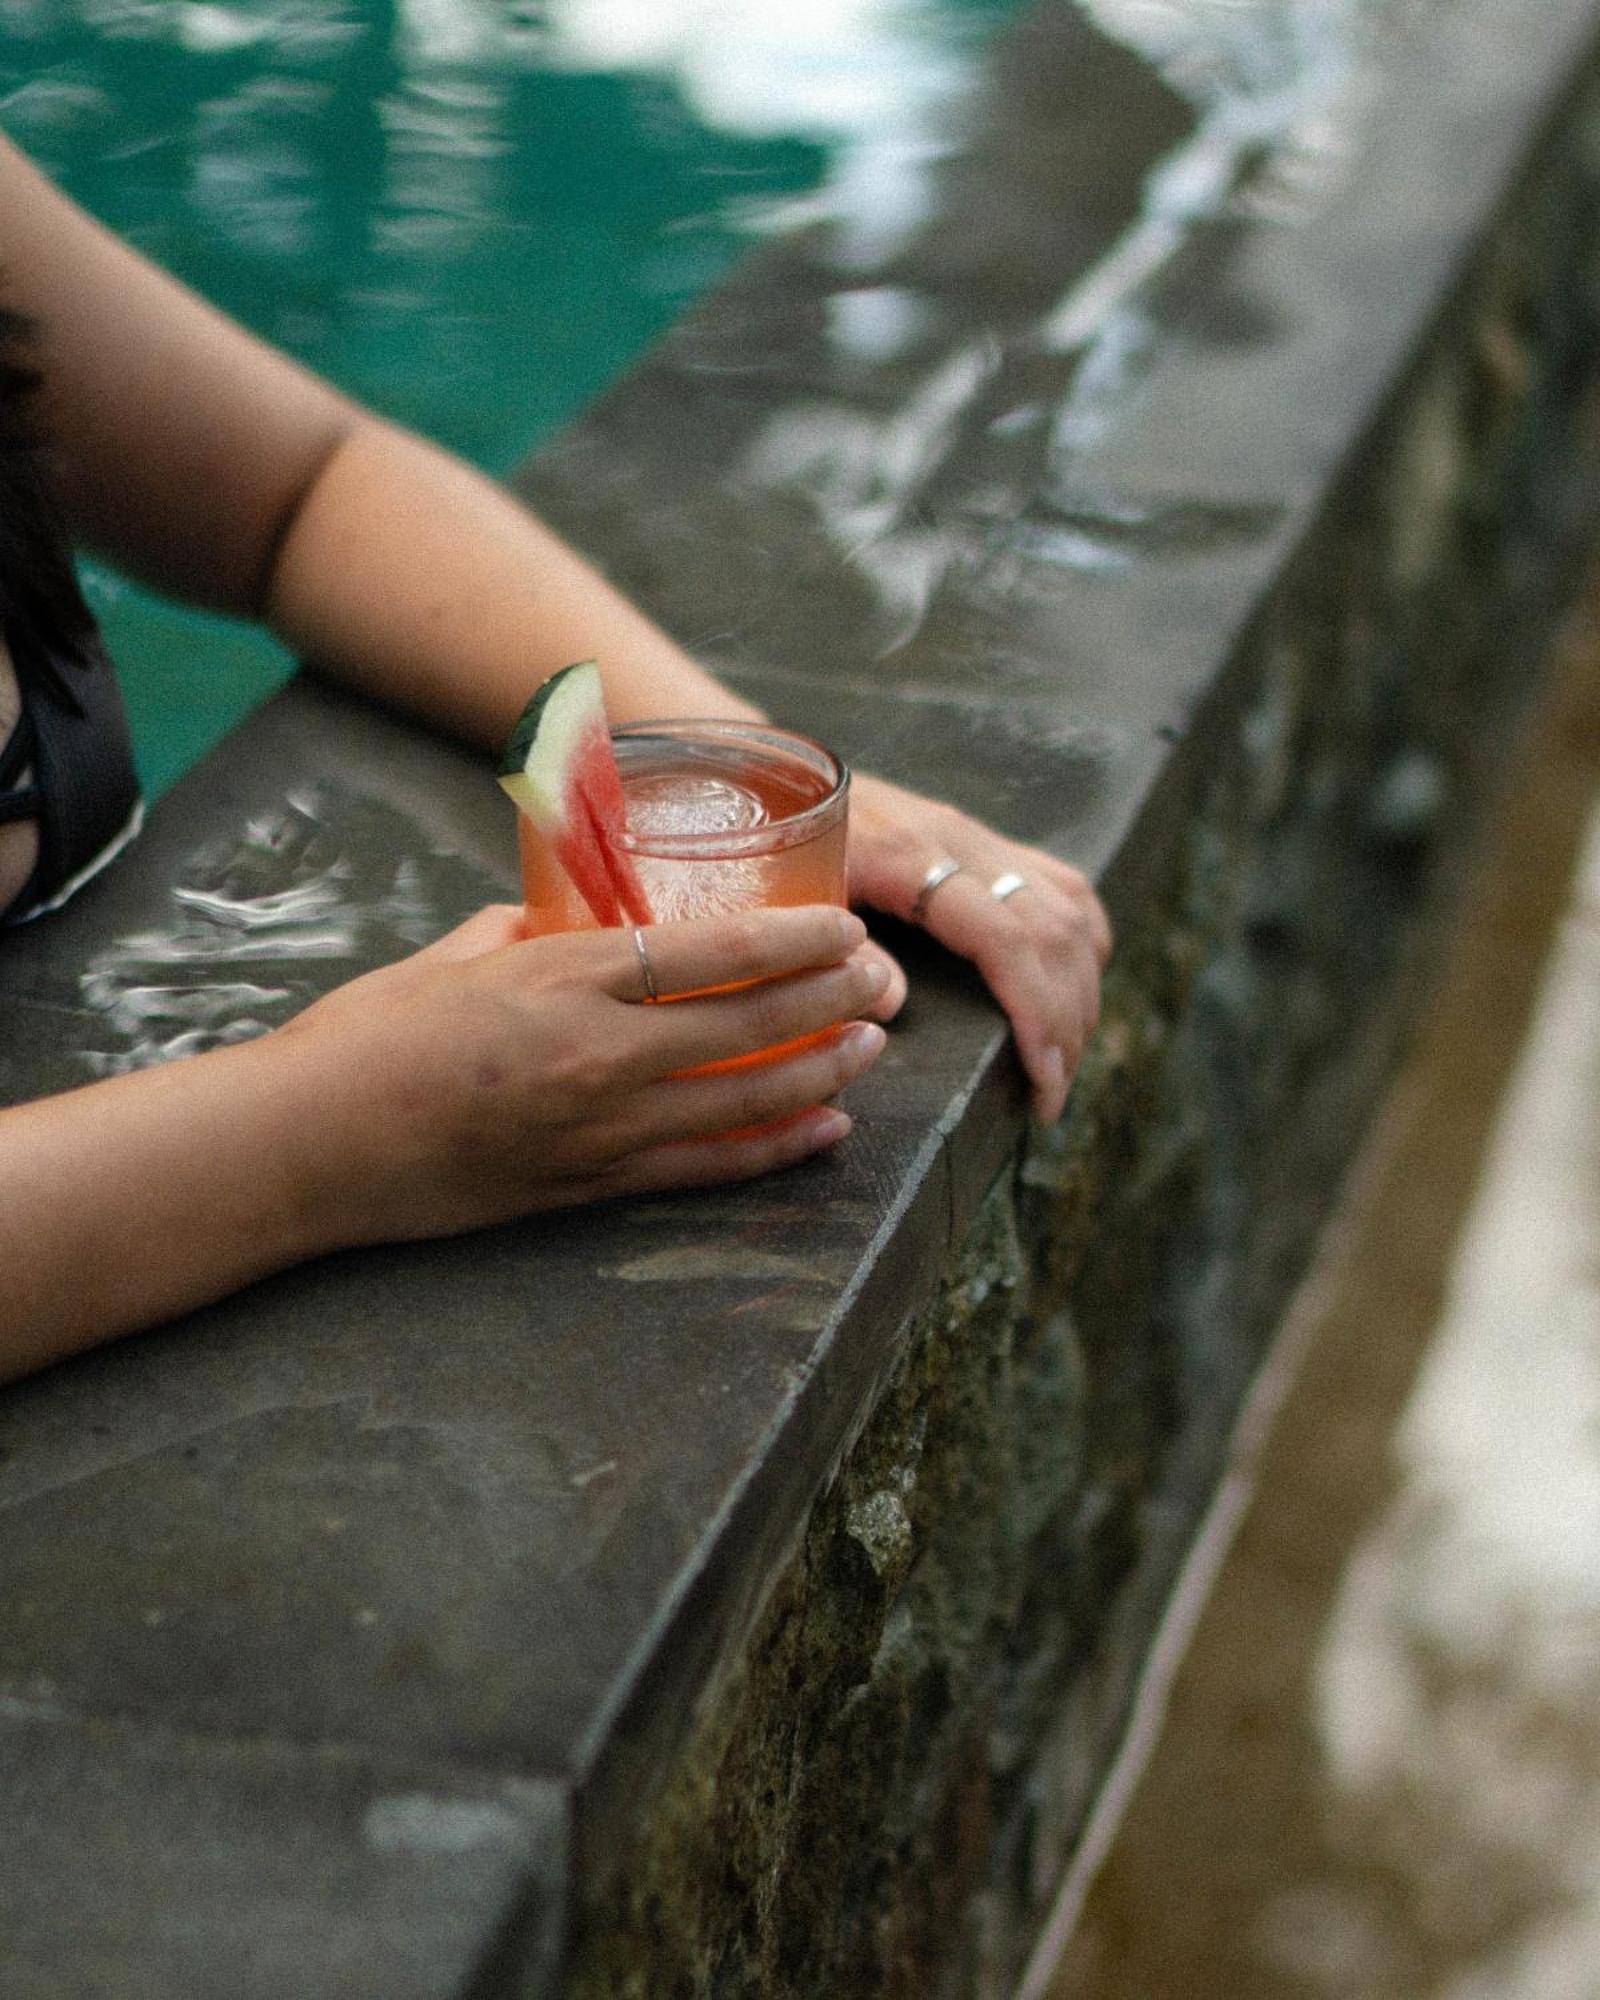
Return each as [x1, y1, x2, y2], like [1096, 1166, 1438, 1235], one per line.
[556, 788, 624, 928]
[498, 661, 652, 928]
[576, 739, 653, 927]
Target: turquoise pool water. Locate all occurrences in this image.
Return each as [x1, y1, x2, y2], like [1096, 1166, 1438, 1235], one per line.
[0, 0, 1018, 797]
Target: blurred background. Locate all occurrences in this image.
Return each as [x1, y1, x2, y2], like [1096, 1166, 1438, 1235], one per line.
[1048, 605, 1600, 2000]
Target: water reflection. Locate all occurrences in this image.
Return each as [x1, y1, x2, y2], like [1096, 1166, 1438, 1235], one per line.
[736, 0, 1411, 652]
[0, 0, 1016, 462]
[543, 0, 1002, 267]
[0, 0, 1407, 767]
[1012, 492, 1286, 572]
[76, 789, 497, 1074]
[0, 0, 1020, 787]
[1079, 0, 1390, 212]
[1036, 0, 1398, 404]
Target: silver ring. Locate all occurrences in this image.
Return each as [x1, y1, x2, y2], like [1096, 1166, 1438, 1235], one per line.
[911, 857, 964, 923]
[989, 871, 1030, 902]
[632, 925, 660, 1002]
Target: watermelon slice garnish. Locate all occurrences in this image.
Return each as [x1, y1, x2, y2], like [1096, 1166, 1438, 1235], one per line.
[498, 661, 652, 927]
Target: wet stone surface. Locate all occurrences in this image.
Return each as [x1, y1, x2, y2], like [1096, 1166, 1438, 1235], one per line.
[0, 1711, 566, 2000]
[6, 1, 1600, 1994]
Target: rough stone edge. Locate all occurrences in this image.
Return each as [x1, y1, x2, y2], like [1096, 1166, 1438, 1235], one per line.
[547, 53, 1600, 2000]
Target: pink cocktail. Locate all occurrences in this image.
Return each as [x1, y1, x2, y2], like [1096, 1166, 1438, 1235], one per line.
[519, 719, 848, 940]
[519, 719, 850, 1085]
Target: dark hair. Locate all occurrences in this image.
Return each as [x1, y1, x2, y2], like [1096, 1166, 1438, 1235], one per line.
[0, 303, 102, 683]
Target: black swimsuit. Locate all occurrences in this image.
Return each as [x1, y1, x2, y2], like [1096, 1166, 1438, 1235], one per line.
[0, 309, 141, 922]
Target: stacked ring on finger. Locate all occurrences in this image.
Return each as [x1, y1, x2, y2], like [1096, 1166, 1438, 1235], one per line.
[632, 925, 660, 1002]
[989, 871, 1029, 902]
[911, 856, 964, 923]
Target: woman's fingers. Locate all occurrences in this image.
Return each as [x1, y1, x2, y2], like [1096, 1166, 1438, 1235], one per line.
[487, 907, 883, 1087]
[937, 872, 1104, 1012]
[614, 1018, 886, 1151]
[616, 947, 889, 1075]
[1004, 853, 1113, 965]
[583, 904, 866, 1003]
[563, 1104, 856, 1205]
[869, 839, 1105, 1120]
[976, 932, 1101, 1122]
[845, 770, 1112, 1119]
[857, 939, 908, 1022]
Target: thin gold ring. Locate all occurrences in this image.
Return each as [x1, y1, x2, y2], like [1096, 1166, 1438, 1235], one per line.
[632, 925, 660, 1002]
[911, 857, 964, 923]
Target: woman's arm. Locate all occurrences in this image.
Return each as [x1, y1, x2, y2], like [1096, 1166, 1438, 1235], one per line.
[262, 434, 1111, 1117]
[0, 133, 1110, 1120]
[0, 905, 886, 1381]
[0, 131, 759, 733]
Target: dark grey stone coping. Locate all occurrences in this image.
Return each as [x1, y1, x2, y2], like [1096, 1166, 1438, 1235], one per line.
[4, 1, 1600, 1992]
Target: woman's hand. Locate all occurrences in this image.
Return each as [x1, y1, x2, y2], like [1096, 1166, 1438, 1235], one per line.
[278, 901, 888, 1247]
[846, 772, 1112, 1124]
[0, 902, 885, 1379]
[0, 138, 1101, 1133]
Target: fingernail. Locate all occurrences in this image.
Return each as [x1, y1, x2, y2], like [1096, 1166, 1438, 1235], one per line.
[843, 1022, 887, 1061]
[814, 1108, 852, 1144]
[860, 957, 892, 997]
[1036, 1047, 1067, 1118]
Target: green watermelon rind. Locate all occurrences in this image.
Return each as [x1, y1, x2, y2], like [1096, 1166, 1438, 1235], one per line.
[496, 659, 602, 827]
[497, 659, 653, 928]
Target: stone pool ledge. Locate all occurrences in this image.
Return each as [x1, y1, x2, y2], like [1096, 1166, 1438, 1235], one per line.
[5, 1, 1600, 1994]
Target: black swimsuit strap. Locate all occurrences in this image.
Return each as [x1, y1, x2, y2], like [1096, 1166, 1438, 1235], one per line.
[0, 312, 141, 921]
[0, 693, 35, 811]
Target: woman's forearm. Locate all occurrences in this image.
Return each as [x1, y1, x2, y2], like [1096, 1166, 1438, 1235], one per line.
[0, 129, 1108, 1135]
[0, 1036, 329, 1379]
[263, 419, 765, 746]
[0, 906, 886, 1382]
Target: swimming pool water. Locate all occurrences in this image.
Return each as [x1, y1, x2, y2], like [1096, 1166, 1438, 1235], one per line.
[0, 0, 1021, 797]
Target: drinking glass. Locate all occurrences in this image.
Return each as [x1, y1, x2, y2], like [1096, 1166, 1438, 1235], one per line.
[518, 719, 848, 936]
[518, 719, 850, 1072]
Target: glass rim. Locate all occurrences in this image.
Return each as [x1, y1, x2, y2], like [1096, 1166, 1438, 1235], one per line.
[610, 718, 849, 860]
